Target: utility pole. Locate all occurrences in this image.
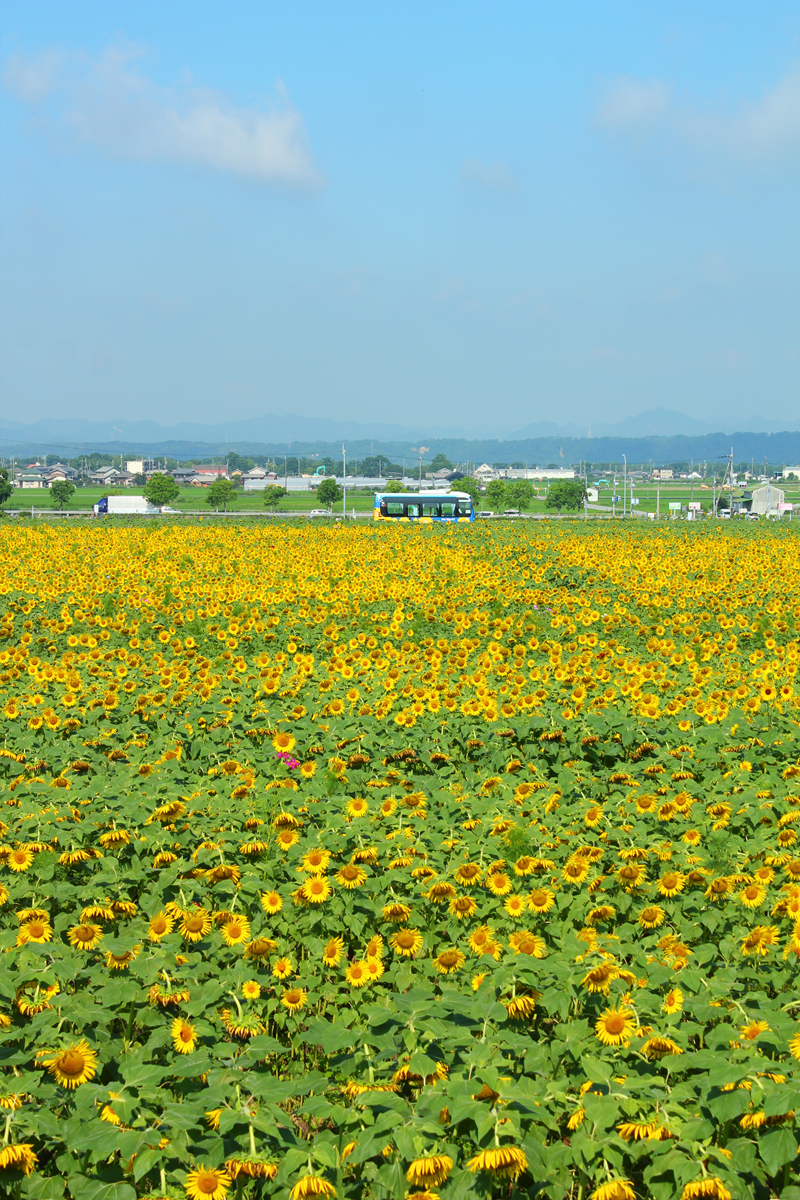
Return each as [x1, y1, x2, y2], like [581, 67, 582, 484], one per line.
[284, 455, 288, 493]
[765, 456, 770, 518]
[622, 454, 627, 518]
[729, 448, 734, 516]
[342, 444, 346, 519]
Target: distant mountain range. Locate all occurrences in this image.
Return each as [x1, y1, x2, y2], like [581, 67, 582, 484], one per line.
[0, 407, 798, 450]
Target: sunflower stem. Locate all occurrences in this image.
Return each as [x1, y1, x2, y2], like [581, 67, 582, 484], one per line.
[2, 1112, 12, 1146]
[249, 1122, 256, 1158]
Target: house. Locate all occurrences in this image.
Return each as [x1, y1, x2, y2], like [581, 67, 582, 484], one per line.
[192, 464, 229, 479]
[746, 484, 785, 517]
[652, 469, 673, 480]
[126, 460, 144, 475]
[17, 472, 45, 489]
[172, 467, 199, 484]
[474, 463, 497, 483]
[782, 466, 800, 480]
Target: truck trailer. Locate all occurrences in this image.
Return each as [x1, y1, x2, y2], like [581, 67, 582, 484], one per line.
[94, 496, 175, 516]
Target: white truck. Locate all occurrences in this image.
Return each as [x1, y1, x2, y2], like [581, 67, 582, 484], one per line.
[94, 496, 176, 516]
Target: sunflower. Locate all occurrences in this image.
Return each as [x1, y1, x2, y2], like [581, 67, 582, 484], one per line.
[260, 891, 283, 915]
[281, 987, 307, 1013]
[272, 957, 294, 979]
[406, 1156, 453, 1187]
[434, 947, 465, 974]
[7, 847, 34, 872]
[345, 960, 370, 987]
[390, 928, 423, 957]
[221, 916, 251, 946]
[0, 1143, 38, 1174]
[301, 876, 331, 904]
[148, 911, 175, 941]
[289, 1176, 336, 1200]
[272, 731, 296, 753]
[179, 908, 212, 942]
[788, 1029, 800, 1060]
[323, 937, 344, 967]
[586, 905, 615, 925]
[637, 905, 666, 930]
[448, 894, 477, 919]
[679, 1180, 732, 1200]
[641, 1036, 683, 1060]
[105, 946, 140, 970]
[171, 1018, 198, 1055]
[513, 855, 536, 876]
[382, 902, 412, 922]
[364, 956, 384, 981]
[581, 962, 618, 993]
[589, 1181, 636, 1200]
[453, 862, 482, 886]
[426, 881, 456, 903]
[485, 871, 512, 896]
[241, 980, 261, 1000]
[527, 886, 555, 914]
[244, 936, 278, 960]
[739, 884, 766, 909]
[346, 797, 369, 818]
[300, 848, 331, 874]
[364, 934, 384, 958]
[185, 1164, 231, 1200]
[509, 930, 546, 958]
[226, 1157, 278, 1180]
[594, 1006, 637, 1047]
[657, 871, 685, 897]
[276, 829, 300, 851]
[662, 988, 684, 1015]
[563, 860, 591, 885]
[17, 982, 60, 1016]
[16, 917, 52, 945]
[503, 894, 527, 918]
[466, 1146, 527, 1181]
[43, 1039, 98, 1088]
[740, 925, 779, 956]
[68, 923, 103, 951]
[336, 863, 367, 889]
[739, 1020, 769, 1041]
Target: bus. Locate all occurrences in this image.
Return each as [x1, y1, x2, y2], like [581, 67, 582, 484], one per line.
[373, 490, 475, 522]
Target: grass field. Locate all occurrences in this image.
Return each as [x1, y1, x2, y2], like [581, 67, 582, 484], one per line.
[6, 480, 800, 519]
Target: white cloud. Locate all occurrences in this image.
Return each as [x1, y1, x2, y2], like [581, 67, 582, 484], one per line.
[2, 45, 324, 188]
[459, 157, 518, 193]
[595, 65, 800, 165]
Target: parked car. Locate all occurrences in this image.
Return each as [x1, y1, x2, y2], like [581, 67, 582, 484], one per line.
[502, 509, 521, 517]
[307, 509, 331, 518]
[478, 511, 494, 518]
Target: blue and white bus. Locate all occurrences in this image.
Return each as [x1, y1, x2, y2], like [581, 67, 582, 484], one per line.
[373, 490, 475, 522]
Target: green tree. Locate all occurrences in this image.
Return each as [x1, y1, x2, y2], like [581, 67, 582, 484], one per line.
[384, 479, 408, 493]
[317, 478, 343, 507]
[133, 472, 147, 486]
[263, 484, 287, 512]
[0, 468, 14, 508]
[455, 478, 480, 506]
[485, 480, 506, 512]
[504, 480, 535, 511]
[546, 479, 587, 514]
[49, 479, 76, 510]
[206, 478, 237, 512]
[429, 452, 453, 471]
[143, 473, 180, 507]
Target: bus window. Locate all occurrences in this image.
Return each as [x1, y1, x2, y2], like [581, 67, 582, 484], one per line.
[404, 502, 421, 519]
[440, 500, 457, 518]
[385, 500, 405, 517]
[421, 501, 441, 518]
[456, 501, 473, 519]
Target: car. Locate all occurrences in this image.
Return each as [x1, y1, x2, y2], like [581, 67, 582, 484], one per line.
[477, 511, 495, 518]
[502, 509, 521, 517]
[307, 509, 331, 518]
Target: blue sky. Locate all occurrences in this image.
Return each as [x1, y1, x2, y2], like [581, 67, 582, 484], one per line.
[1, 1, 798, 434]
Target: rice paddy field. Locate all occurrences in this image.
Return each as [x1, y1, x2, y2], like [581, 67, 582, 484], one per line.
[0, 519, 798, 1200]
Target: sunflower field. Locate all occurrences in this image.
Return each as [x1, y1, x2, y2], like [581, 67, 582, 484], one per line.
[0, 519, 799, 1200]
